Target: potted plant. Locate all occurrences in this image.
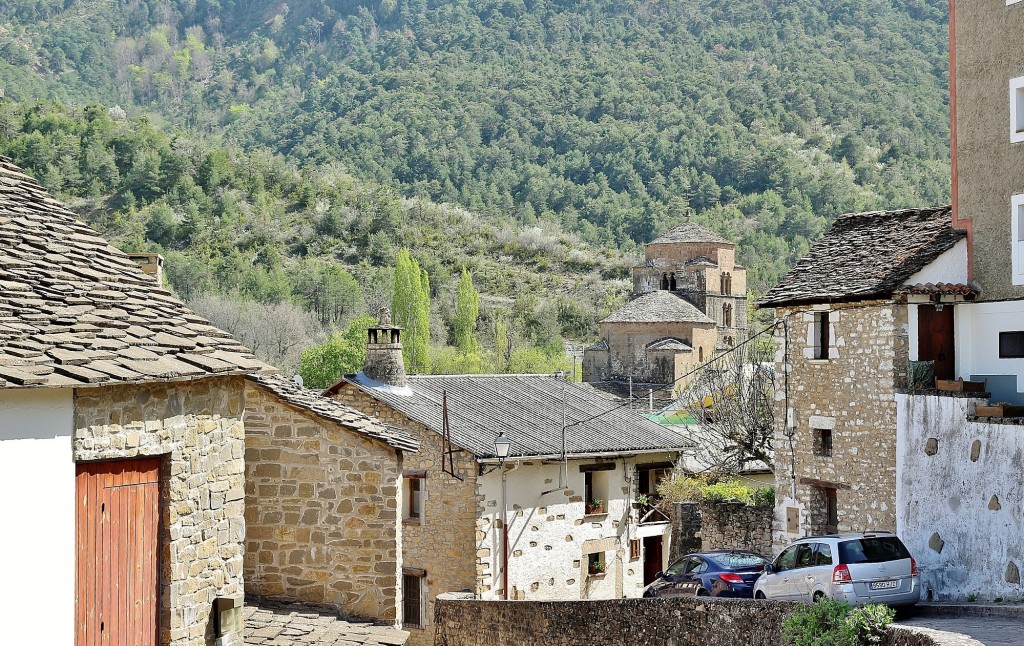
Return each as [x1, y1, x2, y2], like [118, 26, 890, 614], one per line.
[632, 494, 650, 510]
[588, 559, 605, 576]
[585, 499, 605, 514]
[976, 402, 1024, 417]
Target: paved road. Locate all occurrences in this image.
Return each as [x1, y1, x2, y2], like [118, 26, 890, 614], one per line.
[899, 615, 1024, 645]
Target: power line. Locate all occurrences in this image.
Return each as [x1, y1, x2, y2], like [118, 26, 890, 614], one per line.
[565, 321, 781, 430]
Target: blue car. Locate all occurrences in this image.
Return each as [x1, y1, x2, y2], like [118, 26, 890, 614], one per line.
[643, 551, 769, 598]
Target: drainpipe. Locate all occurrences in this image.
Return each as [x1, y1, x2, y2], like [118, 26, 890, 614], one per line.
[501, 460, 520, 600]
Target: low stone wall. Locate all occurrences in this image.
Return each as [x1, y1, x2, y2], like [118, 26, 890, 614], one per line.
[669, 502, 701, 560]
[433, 598, 974, 646]
[433, 597, 796, 646]
[698, 500, 773, 556]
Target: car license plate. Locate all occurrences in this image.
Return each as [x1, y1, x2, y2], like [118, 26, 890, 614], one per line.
[869, 580, 898, 591]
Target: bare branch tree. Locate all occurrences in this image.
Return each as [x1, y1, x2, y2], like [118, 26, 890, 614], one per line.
[674, 332, 775, 474]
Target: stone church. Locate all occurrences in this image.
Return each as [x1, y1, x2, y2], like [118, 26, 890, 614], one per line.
[583, 222, 748, 390]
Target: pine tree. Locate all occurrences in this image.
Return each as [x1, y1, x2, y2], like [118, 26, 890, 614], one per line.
[454, 267, 479, 354]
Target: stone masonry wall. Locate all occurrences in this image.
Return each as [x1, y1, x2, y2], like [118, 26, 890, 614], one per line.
[331, 384, 479, 646]
[585, 320, 716, 388]
[73, 376, 246, 646]
[243, 382, 402, 623]
[433, 598, 958, 646]
[669, 502, 702, 560]
[698, 501, 773, 556]
[772, 301, 908, 552]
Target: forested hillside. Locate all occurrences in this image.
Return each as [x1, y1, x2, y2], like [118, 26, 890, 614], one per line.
[0, 0, 952, 373]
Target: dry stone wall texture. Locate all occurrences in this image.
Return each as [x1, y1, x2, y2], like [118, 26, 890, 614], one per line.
[73, 376, 246, 646]
[698, 501, 773, 556]
[331, 384, 479, 646]
[772, 301, 908, 550]
[242, 382, 403, 623]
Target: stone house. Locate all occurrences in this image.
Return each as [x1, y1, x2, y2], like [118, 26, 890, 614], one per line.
[325, 316, 689, 646]
[242, 373, 419, 625]
[757, 206, 972, 551]
[584, 222, 748, 392]
[0, 157, 265, 645]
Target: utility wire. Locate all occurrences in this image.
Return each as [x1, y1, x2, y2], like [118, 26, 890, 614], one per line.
[565, 320, 781, 430]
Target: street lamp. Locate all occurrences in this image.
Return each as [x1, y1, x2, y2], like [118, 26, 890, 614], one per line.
[494, 432, 511, 463]
[494, 432, 512, 600]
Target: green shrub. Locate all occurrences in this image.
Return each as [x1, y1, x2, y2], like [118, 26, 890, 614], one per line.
[658, 474, 775, 507]
[783, 601, 894, 646]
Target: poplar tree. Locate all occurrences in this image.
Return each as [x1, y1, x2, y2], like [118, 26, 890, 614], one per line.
[392, 249, 430, 372]
[454, 267, 480, 354]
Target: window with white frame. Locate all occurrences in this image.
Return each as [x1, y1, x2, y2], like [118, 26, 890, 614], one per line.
[1014, 194, 1024, 285]
[1012, 77, 1024, 144]
[812, 311, 830, 360]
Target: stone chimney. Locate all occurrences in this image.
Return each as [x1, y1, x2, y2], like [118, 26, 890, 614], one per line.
[128, 253, 164, 287]
[363, 307, 407, 387]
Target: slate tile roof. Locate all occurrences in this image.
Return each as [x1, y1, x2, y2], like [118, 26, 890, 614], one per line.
[650, 222, 732, 246]
[758, 206, 966, 308]
[601, 290, 716, 325]
[335, 374, 692, 458]
[248, 374, 419, 452]
[896, 283, 978, 298]
[0, 156, 267, 388]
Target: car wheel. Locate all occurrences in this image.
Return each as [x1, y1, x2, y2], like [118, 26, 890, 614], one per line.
[695, 588, 709, 597]
[812, 591, 826, 604]
[755, 591, 766, 600]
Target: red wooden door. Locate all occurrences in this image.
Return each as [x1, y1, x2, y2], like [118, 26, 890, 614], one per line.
[643, 535, 664, 585]
[918, 305, 955, 380]
[76, 458, 161, 646]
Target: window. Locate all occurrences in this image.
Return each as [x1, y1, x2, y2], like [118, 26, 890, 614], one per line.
[403, 471, 425, 523]
[630, 539, 641, 561]
[1000, 331, 1024, 358]
[813, 311, 830, 360]
[775, 546, 798, 572]
[813, 543, 834, 566]
[1013, 194, 1024, 285]
[723, 303, 733, 328]
[583, 468, 610, 514]
[825, 489, 838, 533]
[794, 545, 814, 569]
[684, 557, 708, 575]
[660, 273, 669, 290]
[402, 569, 426, 628]
[814, 428, 833, 457]
[670, 273, 677, 291]
[1012, 76, 1024, 144]
[587, 552, 606, 575]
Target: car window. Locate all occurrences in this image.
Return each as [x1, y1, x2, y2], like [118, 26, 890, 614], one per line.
[794, 544, 815, 569]
[683, 557, 706, 575]
[691, 559, 708, 574]
[839, 537, 911, 564]
[665, 558, 687, 576]
[814, 543, 834, 566]
[776, 546, 798, 572]
[708, 554, 768, 569]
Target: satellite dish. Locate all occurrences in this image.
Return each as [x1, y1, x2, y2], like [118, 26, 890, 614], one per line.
[292, 374, 304, 387]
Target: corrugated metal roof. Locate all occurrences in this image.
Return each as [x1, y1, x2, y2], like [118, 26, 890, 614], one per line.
[340, 374, 691, 458]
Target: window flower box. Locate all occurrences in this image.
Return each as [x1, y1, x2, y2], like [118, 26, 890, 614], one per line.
[936, 378, 987, 393]
[976, 403, 1024, 417]
[585, 500, 605, 515]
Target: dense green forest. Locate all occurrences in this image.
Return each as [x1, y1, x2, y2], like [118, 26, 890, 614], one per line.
[0, 0, 953, 374]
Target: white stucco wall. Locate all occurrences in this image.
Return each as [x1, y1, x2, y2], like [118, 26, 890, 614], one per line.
[896, 392, 1024, 601]
[477, 455, 676, 601]
[0, 388, 75, 642]
[905, 239, 969, 286]
[955, 300, 1024, 397]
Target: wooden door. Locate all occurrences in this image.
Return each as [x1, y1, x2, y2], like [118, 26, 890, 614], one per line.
[643, 535, 664, 585]
[76, 458, 161, 646]
[918, 305, 955, 380]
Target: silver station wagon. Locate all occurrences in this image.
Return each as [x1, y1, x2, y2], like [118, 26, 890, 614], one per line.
[754, 532, 920, 607]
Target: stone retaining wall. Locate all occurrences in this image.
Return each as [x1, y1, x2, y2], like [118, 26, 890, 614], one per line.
[698, 500, 773, 556]
[432, 598, 971, 646]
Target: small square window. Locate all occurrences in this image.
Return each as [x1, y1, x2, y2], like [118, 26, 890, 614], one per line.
[813, 311, 830, 360]
[1013, 77, 1024, 143]
[587, 552, 606, 576]
[814, 428, 833, 457]
[629, 539, 641, 561]
[583, 469, 609, 514]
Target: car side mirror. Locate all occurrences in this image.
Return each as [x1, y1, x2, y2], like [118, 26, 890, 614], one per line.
[763, 564, 774, 574]
[654, 571, 664, 580]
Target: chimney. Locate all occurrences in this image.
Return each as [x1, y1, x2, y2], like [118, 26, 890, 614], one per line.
[363, 307, 407, 387]
[128, 253, 164, 287]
